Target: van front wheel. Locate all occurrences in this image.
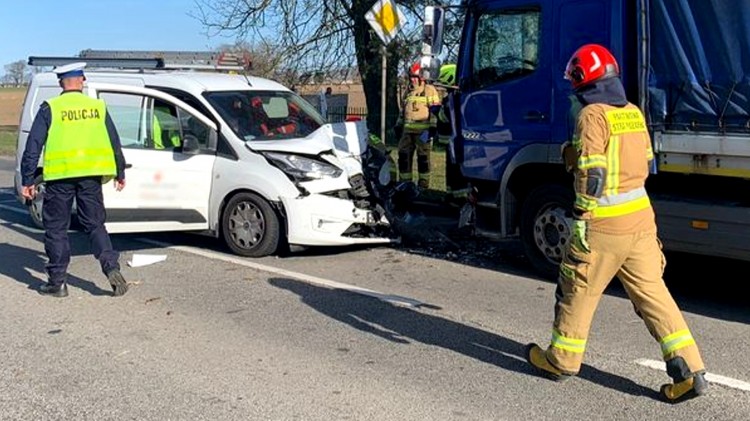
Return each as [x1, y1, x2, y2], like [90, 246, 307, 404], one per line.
[519, 184, 574, 280]
[221, 192, 280, 257]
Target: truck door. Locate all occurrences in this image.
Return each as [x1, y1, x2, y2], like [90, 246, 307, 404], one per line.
[552, 0, 613, 143]
[457, 2, 551, 181]
[85, 83, 218, 233]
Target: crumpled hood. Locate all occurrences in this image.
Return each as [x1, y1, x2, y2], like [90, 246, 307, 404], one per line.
[245, 121, 368, 157]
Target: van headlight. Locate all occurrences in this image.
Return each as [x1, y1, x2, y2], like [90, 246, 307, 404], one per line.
[263, 152, 343, 181]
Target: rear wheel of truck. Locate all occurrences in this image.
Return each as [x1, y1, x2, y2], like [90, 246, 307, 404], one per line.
[520, 184, 574, 280]
[221, 192, 281, 257]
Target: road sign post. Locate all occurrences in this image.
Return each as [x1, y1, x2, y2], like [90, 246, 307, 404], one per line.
[365, 0, 407, 146]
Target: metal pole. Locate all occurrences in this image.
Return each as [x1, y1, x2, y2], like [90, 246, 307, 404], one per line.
[381, 45, 387, 145]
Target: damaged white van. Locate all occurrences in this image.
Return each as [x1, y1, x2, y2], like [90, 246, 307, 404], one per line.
[14, 57, 395, 256]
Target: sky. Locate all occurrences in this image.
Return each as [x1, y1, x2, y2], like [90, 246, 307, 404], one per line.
[0, 0, 236, 77]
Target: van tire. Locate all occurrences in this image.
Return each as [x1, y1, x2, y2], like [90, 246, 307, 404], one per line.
[221, 192, 280, 257]
[519, 184, 574, 280]
[28, 175, 45, 229]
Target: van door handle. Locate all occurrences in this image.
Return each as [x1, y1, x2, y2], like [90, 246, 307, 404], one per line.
[524, 110, 546, 122]
[125, 164, 133, 169]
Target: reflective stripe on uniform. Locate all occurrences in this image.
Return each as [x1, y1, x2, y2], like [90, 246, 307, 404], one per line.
[660, 329, 696, 356]
[592, 194, 650, 218]
[578, 154, 607, 170]
[606, 136, 621, 195]
[575, 194, 598, 211]
[550, 330, 586, 353]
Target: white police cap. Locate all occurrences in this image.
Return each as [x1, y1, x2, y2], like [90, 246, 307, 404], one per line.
[53, 62, 87, 79]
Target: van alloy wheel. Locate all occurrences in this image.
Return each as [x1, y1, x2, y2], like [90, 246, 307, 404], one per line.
[221, 192, 281, 257]
[29, 180, 45, 229]
[228, 201, 265, 249]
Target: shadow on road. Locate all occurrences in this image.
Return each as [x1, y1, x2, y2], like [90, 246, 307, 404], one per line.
[269, 277, 661, 401]
[0, 242, 110, 296]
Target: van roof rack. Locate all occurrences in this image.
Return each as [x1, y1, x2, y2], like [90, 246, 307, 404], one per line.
[28, 50, 251, 72]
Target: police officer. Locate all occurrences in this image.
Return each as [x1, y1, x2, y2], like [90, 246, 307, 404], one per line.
[20, 62, 129, 298]
[397, 62, 441, 189]
[525, 45, 707, 403]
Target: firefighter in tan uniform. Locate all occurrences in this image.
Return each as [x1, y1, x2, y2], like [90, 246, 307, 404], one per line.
[525, 44, 708, 403]
[398, 62, 441, 189]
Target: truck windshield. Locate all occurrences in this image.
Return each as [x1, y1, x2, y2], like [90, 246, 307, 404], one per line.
[472, 8, 540, 88]
[205, 90, 325, 141]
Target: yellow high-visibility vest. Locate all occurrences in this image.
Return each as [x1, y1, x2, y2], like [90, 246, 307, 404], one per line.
[43, 92, 116, 181]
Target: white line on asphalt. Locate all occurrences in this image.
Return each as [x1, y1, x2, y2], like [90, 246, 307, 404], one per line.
[0, 203, 26, 215]
[0, 199, 17, 203]
[635, 358, 750, 392]
[136, 238, 425, 308]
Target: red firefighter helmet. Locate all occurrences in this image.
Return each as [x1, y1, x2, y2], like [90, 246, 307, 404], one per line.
[564, 44, 619, 89]
[409, 61, 421, 77]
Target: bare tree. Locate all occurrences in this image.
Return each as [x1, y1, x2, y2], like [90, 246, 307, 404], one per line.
[4, 60, 29, 87]
[193, 0, 461, 143]
[218, 40, 303, 87]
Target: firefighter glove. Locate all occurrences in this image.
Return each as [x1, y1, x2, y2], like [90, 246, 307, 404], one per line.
[571, 219, 590, 253]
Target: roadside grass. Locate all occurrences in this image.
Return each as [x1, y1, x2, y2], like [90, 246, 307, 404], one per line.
[386, 142, 448, 200]
[0, 129, 17, 156]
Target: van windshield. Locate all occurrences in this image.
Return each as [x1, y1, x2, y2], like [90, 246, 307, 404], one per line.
[205, 90, 325, 141]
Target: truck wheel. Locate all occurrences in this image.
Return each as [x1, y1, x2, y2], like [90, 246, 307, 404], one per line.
[28, 176, 45, 229]
[221, 192, 281, 257]
[520, 184, 574, 279]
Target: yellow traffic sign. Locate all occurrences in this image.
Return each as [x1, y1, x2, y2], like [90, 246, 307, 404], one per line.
[365, 0, 407, 45]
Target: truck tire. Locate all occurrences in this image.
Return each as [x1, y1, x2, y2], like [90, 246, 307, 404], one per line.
[28, 175, 45, 229]
[221, 192, 281, 257]
[520, 184, 574, 280]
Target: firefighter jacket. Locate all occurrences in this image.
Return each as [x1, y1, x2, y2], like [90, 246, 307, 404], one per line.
[402, 81, 441, 133]
[571, 102, 656, 234]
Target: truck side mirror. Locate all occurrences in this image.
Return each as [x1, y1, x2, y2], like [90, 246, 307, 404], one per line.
[422, 6, 445, 57]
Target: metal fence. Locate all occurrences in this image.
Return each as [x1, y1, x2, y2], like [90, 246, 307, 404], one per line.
[326, 106, 400, 124]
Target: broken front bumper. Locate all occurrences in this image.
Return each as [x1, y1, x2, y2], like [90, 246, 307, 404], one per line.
[282, 193, 395, 247]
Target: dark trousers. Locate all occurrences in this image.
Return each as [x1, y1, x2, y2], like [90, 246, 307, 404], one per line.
[43, 177, 120, 285]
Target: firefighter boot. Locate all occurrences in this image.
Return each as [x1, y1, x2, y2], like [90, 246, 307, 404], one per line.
[661, 357, 708, 403]
[525, 343, 570, 382]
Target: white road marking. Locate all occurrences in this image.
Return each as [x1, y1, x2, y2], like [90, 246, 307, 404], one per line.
[0, 199, 17, 203]
[635, 358, 750, 392]
[136, 238, 425, 308]
[0, 203, 27, 215]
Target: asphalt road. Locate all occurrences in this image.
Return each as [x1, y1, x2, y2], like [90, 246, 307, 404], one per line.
[0, 156, 748, 420]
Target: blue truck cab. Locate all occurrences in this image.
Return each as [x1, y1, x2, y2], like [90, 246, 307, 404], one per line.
[426, 0, 750, 277]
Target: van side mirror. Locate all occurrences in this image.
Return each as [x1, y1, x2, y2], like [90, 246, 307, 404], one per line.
[181, 135, 201, 154]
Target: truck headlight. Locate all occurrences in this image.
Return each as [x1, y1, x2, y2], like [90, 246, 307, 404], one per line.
[263, 152, 343, 181]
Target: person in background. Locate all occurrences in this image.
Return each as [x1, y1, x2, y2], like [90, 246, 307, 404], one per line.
[20, 62, 129, 298]
[397, 62, 441, 189]
[318, 86, 332, 121]
[524, 44, 707, 403]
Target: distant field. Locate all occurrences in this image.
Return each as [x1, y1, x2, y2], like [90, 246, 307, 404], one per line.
[0, 87, 25, 127]
[0, 129, 17, 156]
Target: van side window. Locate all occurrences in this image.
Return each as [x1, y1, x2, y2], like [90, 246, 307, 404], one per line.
[152, 99, 182, 150]
[99, 92, 147, 149]
[472, 8, 540, 89]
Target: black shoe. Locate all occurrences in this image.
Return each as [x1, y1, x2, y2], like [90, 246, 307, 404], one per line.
[106, 269, 128, 297]
[39, 283, 68, 298]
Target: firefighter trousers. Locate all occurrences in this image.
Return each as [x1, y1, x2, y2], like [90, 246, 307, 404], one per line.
[397, 131, 432, 188]
[547, 229, 705, 378]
